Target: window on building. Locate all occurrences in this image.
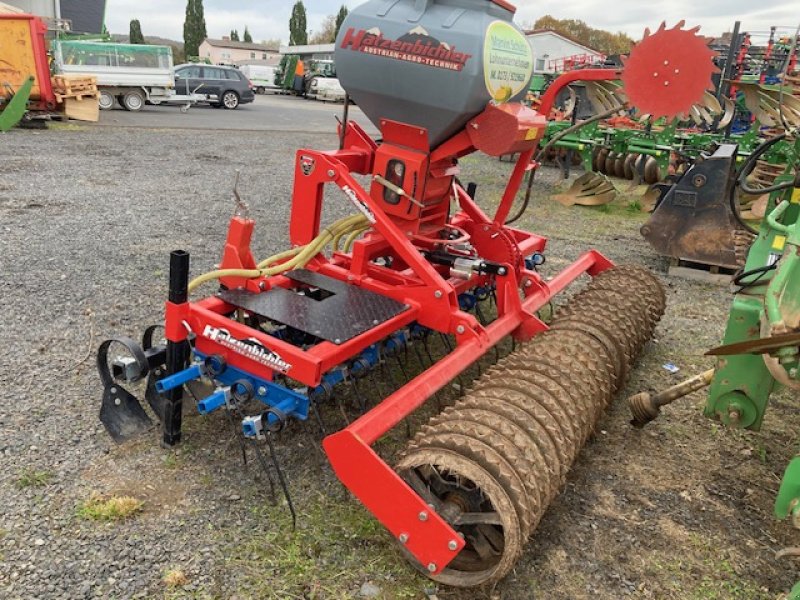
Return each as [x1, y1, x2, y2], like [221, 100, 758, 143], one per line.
[262, 52, 267, 59]
[535, 58, 545, 71]
[250, 52, 256, 59]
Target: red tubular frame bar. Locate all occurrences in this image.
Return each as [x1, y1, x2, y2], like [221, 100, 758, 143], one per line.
[491, 68, 622, 226]
[323, 250, 612, 573]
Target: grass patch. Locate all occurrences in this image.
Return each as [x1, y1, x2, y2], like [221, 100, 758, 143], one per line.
[225, 489, 424, 598]
[48, 121, 87, 132]
[627, 199, 642, 212]
[647, 534, 773, 600]
[15, 468, 53, 489]
[77, 492, 143, 521]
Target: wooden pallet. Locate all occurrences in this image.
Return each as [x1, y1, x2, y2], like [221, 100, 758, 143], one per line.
[63, 96, 99, 122]
[54, 90, 100, 103]
[52, 75, 98, 100]
[667, 258, 736, 285]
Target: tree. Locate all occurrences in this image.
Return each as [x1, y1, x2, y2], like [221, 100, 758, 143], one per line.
[260, 39, 281, 51]
[334, 5, 348, 39]
[170, 43, 185, 65]
[289, 1, 307, 46]
[129, 19, 145, 44]
[532, 15, 633, 55]
[230, 29, 239, 41]
[309, 15, 336, 44]
[183, 0, 207, 59]
[243, 27, 252, 43]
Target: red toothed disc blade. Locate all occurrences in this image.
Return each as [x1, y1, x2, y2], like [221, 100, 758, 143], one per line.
[621, 21, 717, 120]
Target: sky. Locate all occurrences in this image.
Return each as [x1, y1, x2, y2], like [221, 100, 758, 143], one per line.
[104, 0, 798, 45]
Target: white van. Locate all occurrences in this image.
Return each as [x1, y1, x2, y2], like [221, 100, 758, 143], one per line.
[238, 65, 278, 94]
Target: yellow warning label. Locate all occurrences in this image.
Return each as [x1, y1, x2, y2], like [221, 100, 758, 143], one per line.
[773, 235, 786, 251]
[791, 188, 800, 204]
[524, 127, 540, 141]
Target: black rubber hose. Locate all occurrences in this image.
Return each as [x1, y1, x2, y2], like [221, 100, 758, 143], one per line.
[729, 131, 792, 234]
[728, 178, 759, 234]
[505, 104, 623, 224]
[506, 166, 536, 225]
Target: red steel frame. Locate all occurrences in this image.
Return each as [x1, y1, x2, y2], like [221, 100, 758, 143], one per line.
[164, 70, 621, 573]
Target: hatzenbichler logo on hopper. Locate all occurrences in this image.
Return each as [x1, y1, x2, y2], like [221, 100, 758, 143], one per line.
[340, 26, 472, 71]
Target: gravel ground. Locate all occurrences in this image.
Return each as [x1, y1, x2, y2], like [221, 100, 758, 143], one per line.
[0, 125, 798, 600]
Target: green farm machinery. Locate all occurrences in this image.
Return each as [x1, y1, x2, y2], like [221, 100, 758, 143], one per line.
[540, 72, 800, 272]
[0, 75, 34, 132]
[629, 131, 800, 598]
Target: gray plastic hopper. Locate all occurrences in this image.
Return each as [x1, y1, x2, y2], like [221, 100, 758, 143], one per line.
[335, 0, 534, 149]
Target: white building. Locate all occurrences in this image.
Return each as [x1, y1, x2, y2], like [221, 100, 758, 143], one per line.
[279, 43, 335, 62]
[199, 38, 280, 67]
[525, 29, 605, 74]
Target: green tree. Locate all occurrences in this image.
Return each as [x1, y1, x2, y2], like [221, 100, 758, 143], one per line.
[289, 1, 307, 46]
[183, 0, 207, 59]
[170, 43, 186, 64]
[129, 19, 145, 44]
[243, 27, 252, 43]
[309, 15, 336, 44]
[334, 5, 348, 38]
[532, 15, 633, 55]
[260, 39, 281, 51]
[230, 29, 239, 41]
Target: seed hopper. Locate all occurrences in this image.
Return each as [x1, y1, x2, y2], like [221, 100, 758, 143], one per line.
[97, 4, 715, 587]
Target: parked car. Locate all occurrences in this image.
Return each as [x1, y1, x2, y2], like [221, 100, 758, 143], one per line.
[306, 76, 346, 102]
[173, 64, 255, 109]
[239, 64, 279, 94]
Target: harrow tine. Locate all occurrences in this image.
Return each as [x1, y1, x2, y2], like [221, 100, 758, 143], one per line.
[264, 431, 297, 530]
[412, 338, 443, 412]
[224, 403, 250, 467]
[393, 356, 415, 439]
[439, 333, 466, 396]
[474, 299, 501, 363]
[379, 348, 413, 438]
[309, 400, 327, 436]
[349, 376, 368, 414]
[334, 390, 352, 427]
[250, 437, 277, 504]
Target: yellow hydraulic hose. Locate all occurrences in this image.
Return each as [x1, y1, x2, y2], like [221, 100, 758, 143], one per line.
[187, 214, 368, 293]
[343, 225, 371, 252]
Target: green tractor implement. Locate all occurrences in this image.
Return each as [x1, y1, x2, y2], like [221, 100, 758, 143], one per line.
[629, 131, 800, 599]
[0, 75, 34, 132]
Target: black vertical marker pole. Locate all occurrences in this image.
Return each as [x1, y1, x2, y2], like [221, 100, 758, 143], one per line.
[163, 250, 190, 446]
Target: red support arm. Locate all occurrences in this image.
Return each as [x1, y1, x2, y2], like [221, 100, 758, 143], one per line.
[323, 250, 614, 575]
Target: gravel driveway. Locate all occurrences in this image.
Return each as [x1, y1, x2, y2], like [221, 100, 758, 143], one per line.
[0, 125, 797, 600]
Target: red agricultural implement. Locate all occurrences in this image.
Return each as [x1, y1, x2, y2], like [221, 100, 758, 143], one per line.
[97, 4, 714, 587]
